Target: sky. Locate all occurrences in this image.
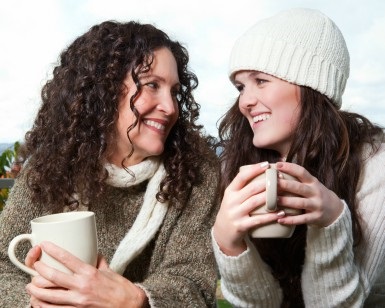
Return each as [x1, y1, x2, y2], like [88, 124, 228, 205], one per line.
[1, 0, 385, 143]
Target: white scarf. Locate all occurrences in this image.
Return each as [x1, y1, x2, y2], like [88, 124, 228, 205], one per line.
[104, 157, 168, 274]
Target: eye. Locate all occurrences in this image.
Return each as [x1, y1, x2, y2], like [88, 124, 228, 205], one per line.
[255, 78, 268, 85]
[234, 83, 244, 93]
[145, 81, 159, 90]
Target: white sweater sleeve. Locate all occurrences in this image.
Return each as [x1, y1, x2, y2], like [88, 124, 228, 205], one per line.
[212, 230, 283, 307]
[302, 144, 385, 307]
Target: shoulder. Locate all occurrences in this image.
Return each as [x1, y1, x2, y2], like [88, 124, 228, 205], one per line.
[357, 142, 385, 198]
[361, 142, 385, 175]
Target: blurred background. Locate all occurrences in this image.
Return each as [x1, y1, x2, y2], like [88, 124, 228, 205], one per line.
[1, 0, 385, 145]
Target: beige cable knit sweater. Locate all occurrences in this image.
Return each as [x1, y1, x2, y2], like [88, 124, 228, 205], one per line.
[213, 143, 385, 307]
[0, 155, 220, 307]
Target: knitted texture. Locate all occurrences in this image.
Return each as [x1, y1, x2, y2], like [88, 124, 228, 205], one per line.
[229, 8, 350, 107]
[0, 153, 220, 307]
[106, 158, 168, 274]
[212, 143, 385, 307]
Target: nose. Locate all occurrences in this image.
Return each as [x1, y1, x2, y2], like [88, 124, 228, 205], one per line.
[239, 86, 258, 109]
[157, 91, 177, 115]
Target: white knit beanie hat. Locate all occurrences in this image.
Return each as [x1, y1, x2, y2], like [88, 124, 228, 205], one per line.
[229, 8, 350, 108]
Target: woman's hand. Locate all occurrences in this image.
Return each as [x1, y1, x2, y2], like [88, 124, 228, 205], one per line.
[26, 241, 149, 308]
[213, 162, 283, 256]
[25, 245, 42, 270]
[275, 162, 344, 227]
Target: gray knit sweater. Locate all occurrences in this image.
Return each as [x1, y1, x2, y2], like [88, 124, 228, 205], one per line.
[0, 156, 220, 307]
[213, 143, 385, 307]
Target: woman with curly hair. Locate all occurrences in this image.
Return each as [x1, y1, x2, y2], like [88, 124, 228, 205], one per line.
[212, 8, 385, 307]
[0, 21, 219, 307]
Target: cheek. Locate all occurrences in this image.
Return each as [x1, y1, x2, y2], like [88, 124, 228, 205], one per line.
[282, 106, 301, 132]
[238, 102, 248, 117]
[274, 90, 301, 127]
[116, 108, 136, 135]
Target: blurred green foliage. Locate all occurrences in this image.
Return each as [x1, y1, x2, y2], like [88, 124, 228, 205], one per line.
[0, 141, 20, 210]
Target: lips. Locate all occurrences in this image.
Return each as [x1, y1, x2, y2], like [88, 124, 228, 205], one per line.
[253, 113, 271, 123]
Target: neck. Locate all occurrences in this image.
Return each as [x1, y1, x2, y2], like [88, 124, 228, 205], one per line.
[108, 153, 145, 168]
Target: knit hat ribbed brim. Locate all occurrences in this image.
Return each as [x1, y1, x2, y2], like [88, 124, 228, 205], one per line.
[229, 8, 350, 108]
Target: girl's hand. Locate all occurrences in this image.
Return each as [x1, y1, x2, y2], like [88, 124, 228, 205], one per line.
[275, 162, 344, 227]
[26, 241, 148, 308]
[213, 162, 284, 256]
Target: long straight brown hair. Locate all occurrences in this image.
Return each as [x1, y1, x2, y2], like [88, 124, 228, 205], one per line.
[217, 86, 384, 306]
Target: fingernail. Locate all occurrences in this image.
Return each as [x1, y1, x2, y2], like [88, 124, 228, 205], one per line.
[276, 162, 283, 168]
[260, 161, 269, 168]
[276, 210, 286, 218]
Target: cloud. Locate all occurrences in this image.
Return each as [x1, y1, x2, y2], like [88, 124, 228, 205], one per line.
[1, 0, 384, 143]
[341, 8, 385, 125]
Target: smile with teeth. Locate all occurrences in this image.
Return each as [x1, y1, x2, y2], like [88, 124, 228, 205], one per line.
[143, 119, 166, 131]
[253, 114, 271, 123]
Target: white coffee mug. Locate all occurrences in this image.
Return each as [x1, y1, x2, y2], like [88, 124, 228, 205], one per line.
[8, 211, 98, 276]
[243, 163, 301, 238]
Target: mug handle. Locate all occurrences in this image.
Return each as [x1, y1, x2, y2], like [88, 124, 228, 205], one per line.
[8, 234, 39, 276]
[265, 168, 278, 212]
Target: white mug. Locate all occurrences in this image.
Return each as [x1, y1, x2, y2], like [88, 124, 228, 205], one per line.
[8, 211, 98, 276]
[243, 164, 301, 238]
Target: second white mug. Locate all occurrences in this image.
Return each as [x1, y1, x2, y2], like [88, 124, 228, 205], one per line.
[244, 163, 301, 238]
[8, 211, 98, 276]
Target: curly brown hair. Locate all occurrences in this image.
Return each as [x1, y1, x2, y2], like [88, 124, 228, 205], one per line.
[18, 21, 216, 210]
[217, 86, 384, 306]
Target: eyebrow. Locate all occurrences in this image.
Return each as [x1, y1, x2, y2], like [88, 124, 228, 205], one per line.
[249, 71, 264, 78]
[234, 71, 268, 83]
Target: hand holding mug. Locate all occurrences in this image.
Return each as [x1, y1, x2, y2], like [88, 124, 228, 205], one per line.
[272, 162, 344, 228]
[244, 163, 301, 238]
[8, 211, 98, 276]
[25, 241, 149, 307]
[213, 162, 281, 256]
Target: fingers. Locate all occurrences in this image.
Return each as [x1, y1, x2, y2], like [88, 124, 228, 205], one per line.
[222, 162, 270, 211]
[277, 186, 344, 227]
[250, 212, 284, 228]
[275, 162, 314, 184]
[97, 256, 110, 270]
[25, 245, 42, 268]
[40, 241, 94, 275]
[31, 275, 58, 289]
[27, 282, 71, 306]
[29, 296, 55, 308]
[33, 241, 98, 290]
[274, 162, 340, 227]
[213, 211, 282, 256]
[230, 161, 269, 191]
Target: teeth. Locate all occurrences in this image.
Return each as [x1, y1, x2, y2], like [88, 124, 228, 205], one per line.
[253, 114, 271, 123]
[144, 120, 165, 131]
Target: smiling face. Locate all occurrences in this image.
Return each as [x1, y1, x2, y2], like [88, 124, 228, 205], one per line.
[109, 47, 180, 167]
[234, 71, 301, 158]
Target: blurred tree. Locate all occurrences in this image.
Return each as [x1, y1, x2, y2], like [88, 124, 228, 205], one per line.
[0, 142, 20, 211]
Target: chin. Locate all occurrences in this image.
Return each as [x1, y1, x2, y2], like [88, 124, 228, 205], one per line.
[252, 138, 267, 149]
[252, 138, 274, 151]
[148, 147, 165, 157]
